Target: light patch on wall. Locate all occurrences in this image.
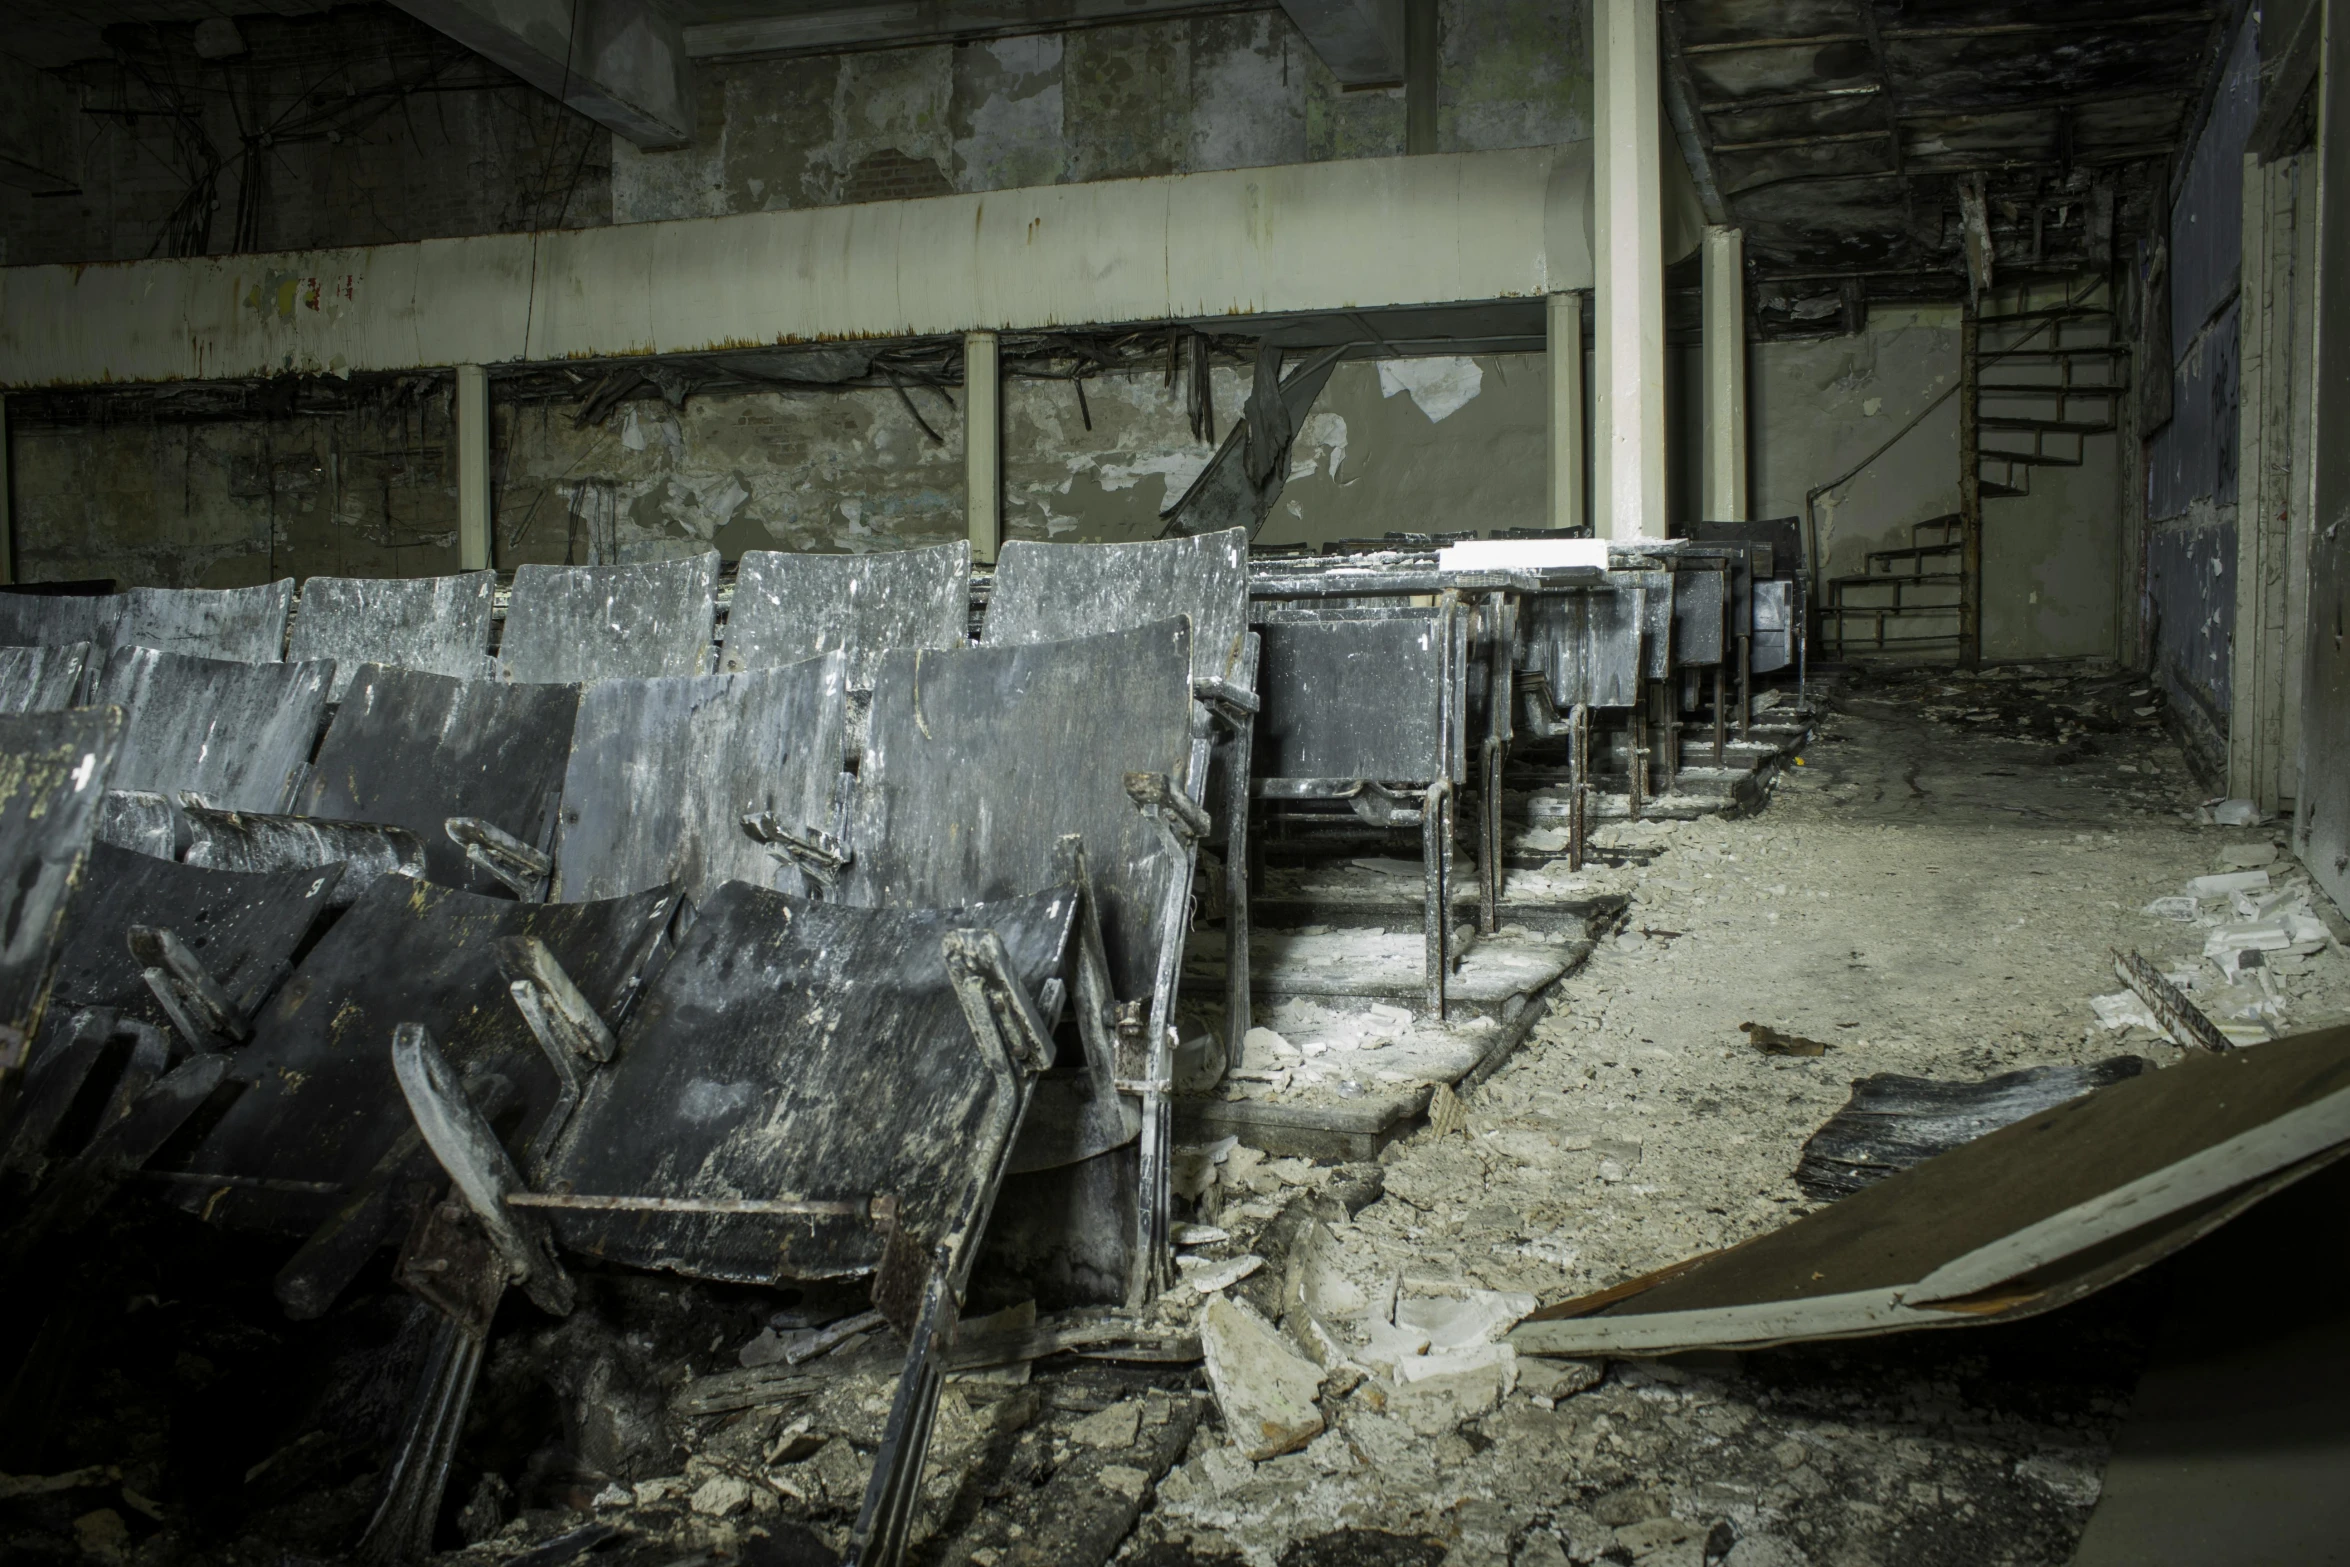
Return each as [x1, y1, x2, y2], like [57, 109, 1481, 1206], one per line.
[1290, 410, 1349, 480]
[952, 33, 1066, 191]
[1379, 357, 1484, 422]
[1071, 449, 1215, 512]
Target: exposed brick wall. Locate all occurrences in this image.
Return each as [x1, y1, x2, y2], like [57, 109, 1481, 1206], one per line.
[840, 148, 953, 205]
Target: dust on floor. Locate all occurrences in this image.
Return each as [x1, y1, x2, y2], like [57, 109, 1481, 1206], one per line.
[1134, 663, 2350, 1567]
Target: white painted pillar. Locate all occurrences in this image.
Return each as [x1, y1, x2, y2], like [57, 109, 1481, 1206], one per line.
[1593, 0, 1666, 540]
[0, 397, 12, 585]
[1547, 293, 1587, 534]
[455, 364, 492, 571]
[1702, 225, 1748, 521]
[965, 330, 1002, 564]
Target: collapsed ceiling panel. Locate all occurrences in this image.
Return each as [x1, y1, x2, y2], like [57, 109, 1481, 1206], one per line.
[1665, 0, 2225, 308]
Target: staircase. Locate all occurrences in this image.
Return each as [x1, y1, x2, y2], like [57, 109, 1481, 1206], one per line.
[1819, 289, 2127, 661]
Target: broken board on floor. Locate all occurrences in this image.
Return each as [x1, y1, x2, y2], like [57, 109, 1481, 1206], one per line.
[1507, 1024, 2350, 1358]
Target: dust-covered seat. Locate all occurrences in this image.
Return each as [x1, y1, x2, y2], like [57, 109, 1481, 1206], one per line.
[0, 643, 97, 714]
[846, 617, 1206, 1304]
[394, 879, 1076, 1567]
[0, 580, 293, 663]
[980, 529, 1260, 1087]
[549, 652, 849, 910]
[186, 664, 582, 902]
[287, 572, 497, 699]
[88, 646, 337, 857]
[722, 542, 969, 684]
[497, 553, 719, 684]
[1254, 598, 1472, 1015]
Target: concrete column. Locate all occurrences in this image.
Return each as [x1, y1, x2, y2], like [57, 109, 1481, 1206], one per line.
[0, 398, 12, 585]
[1547, 293, 1587, 534]
[965, 330, 1002, 564]
[1702, 225, 1748, 522]
[1593, 0, 1666, 540]
[456, 364, 492, 572]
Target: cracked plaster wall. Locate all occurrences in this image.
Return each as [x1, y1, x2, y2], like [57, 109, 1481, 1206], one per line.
[10, 353, 1546, 584]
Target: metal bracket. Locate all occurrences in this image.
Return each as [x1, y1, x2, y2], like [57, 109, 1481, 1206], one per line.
[1124, 771, 1212, 841]
[1192, 675, 1260, 731]
[128, 924, 249, 1050]
[389, 1022, 574, 1318]
[1348, 780, 1426, 829]
[495, 935, 617, 1168]
[941, 928, 1056, 1076]
[741, 810, 854, 891]
[445, 816, 553, 901]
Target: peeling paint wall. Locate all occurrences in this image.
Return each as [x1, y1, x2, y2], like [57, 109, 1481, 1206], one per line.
[8, 351, 1554, 583]
[2146, 505, 2235, 773]
[1752, 305, 2120, 662]
[615, 0, 1586, 224]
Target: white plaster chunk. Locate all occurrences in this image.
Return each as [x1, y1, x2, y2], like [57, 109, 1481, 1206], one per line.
[1070, 1400, 1143, 1450]
[1199, 1295, 1326, 1460]
[1378, 356, 1485, 422]
[1387, 1343, 1517, 1434]
[1395, 1289, 1537, 1350]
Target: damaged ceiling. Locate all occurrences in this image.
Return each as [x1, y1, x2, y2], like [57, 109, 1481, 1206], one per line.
[1662, 0, 2233, 305]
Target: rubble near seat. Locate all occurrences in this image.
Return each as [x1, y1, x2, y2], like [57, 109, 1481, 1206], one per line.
[0, 643, 97, 714]
[403, 880, 1074, 1567]
[261, 664, 581, 898]
[551, 653, 848, 908]
[497, 553, 719, 684]
[0, 707, 125, 1116]
[153, 875, 676, 1247]
[92, 646, 336, 823]
[722, 542, 970, 685]
[1254, 602, 1469, 1016]
[848, 619, 1203, 1303]
[287, 572, 497, 700]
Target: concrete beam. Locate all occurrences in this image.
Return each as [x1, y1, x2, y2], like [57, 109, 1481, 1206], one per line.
[1548, 292, 1586, 535]
[1, 397, 13, 584]
[965, 331, 1001, 564]
[1594, 0, 1667, 540]
[2, 147, 1654, 389]
[1278, 0, 1405, 87]
[0, 53, 79, 195]
[1702, 225, 1746, 522]
[456, 364, 493, 571]
[390, 0, 693, 150]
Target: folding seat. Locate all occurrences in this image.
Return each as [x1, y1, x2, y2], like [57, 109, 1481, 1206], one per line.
[0, 643, 98, 714]
[0, 707, 125, 1126]
[286, 571, 497, 700]
[548, 652, 849, 910]
[722, 541, 969, 683]
[0, 580, 293, 663]
[843, 618, 1206, 1303]
[87, 646, 337, 857]
[980, 528, 1258, 1085]
[1253, 598, 1472, 1015]
[497, 553, 719, 683]
[188, 664, 582, 902]
[392, 881, 1078, 1564]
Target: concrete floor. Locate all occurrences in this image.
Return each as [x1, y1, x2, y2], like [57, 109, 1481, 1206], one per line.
[1137, 664, 2350, 1567]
